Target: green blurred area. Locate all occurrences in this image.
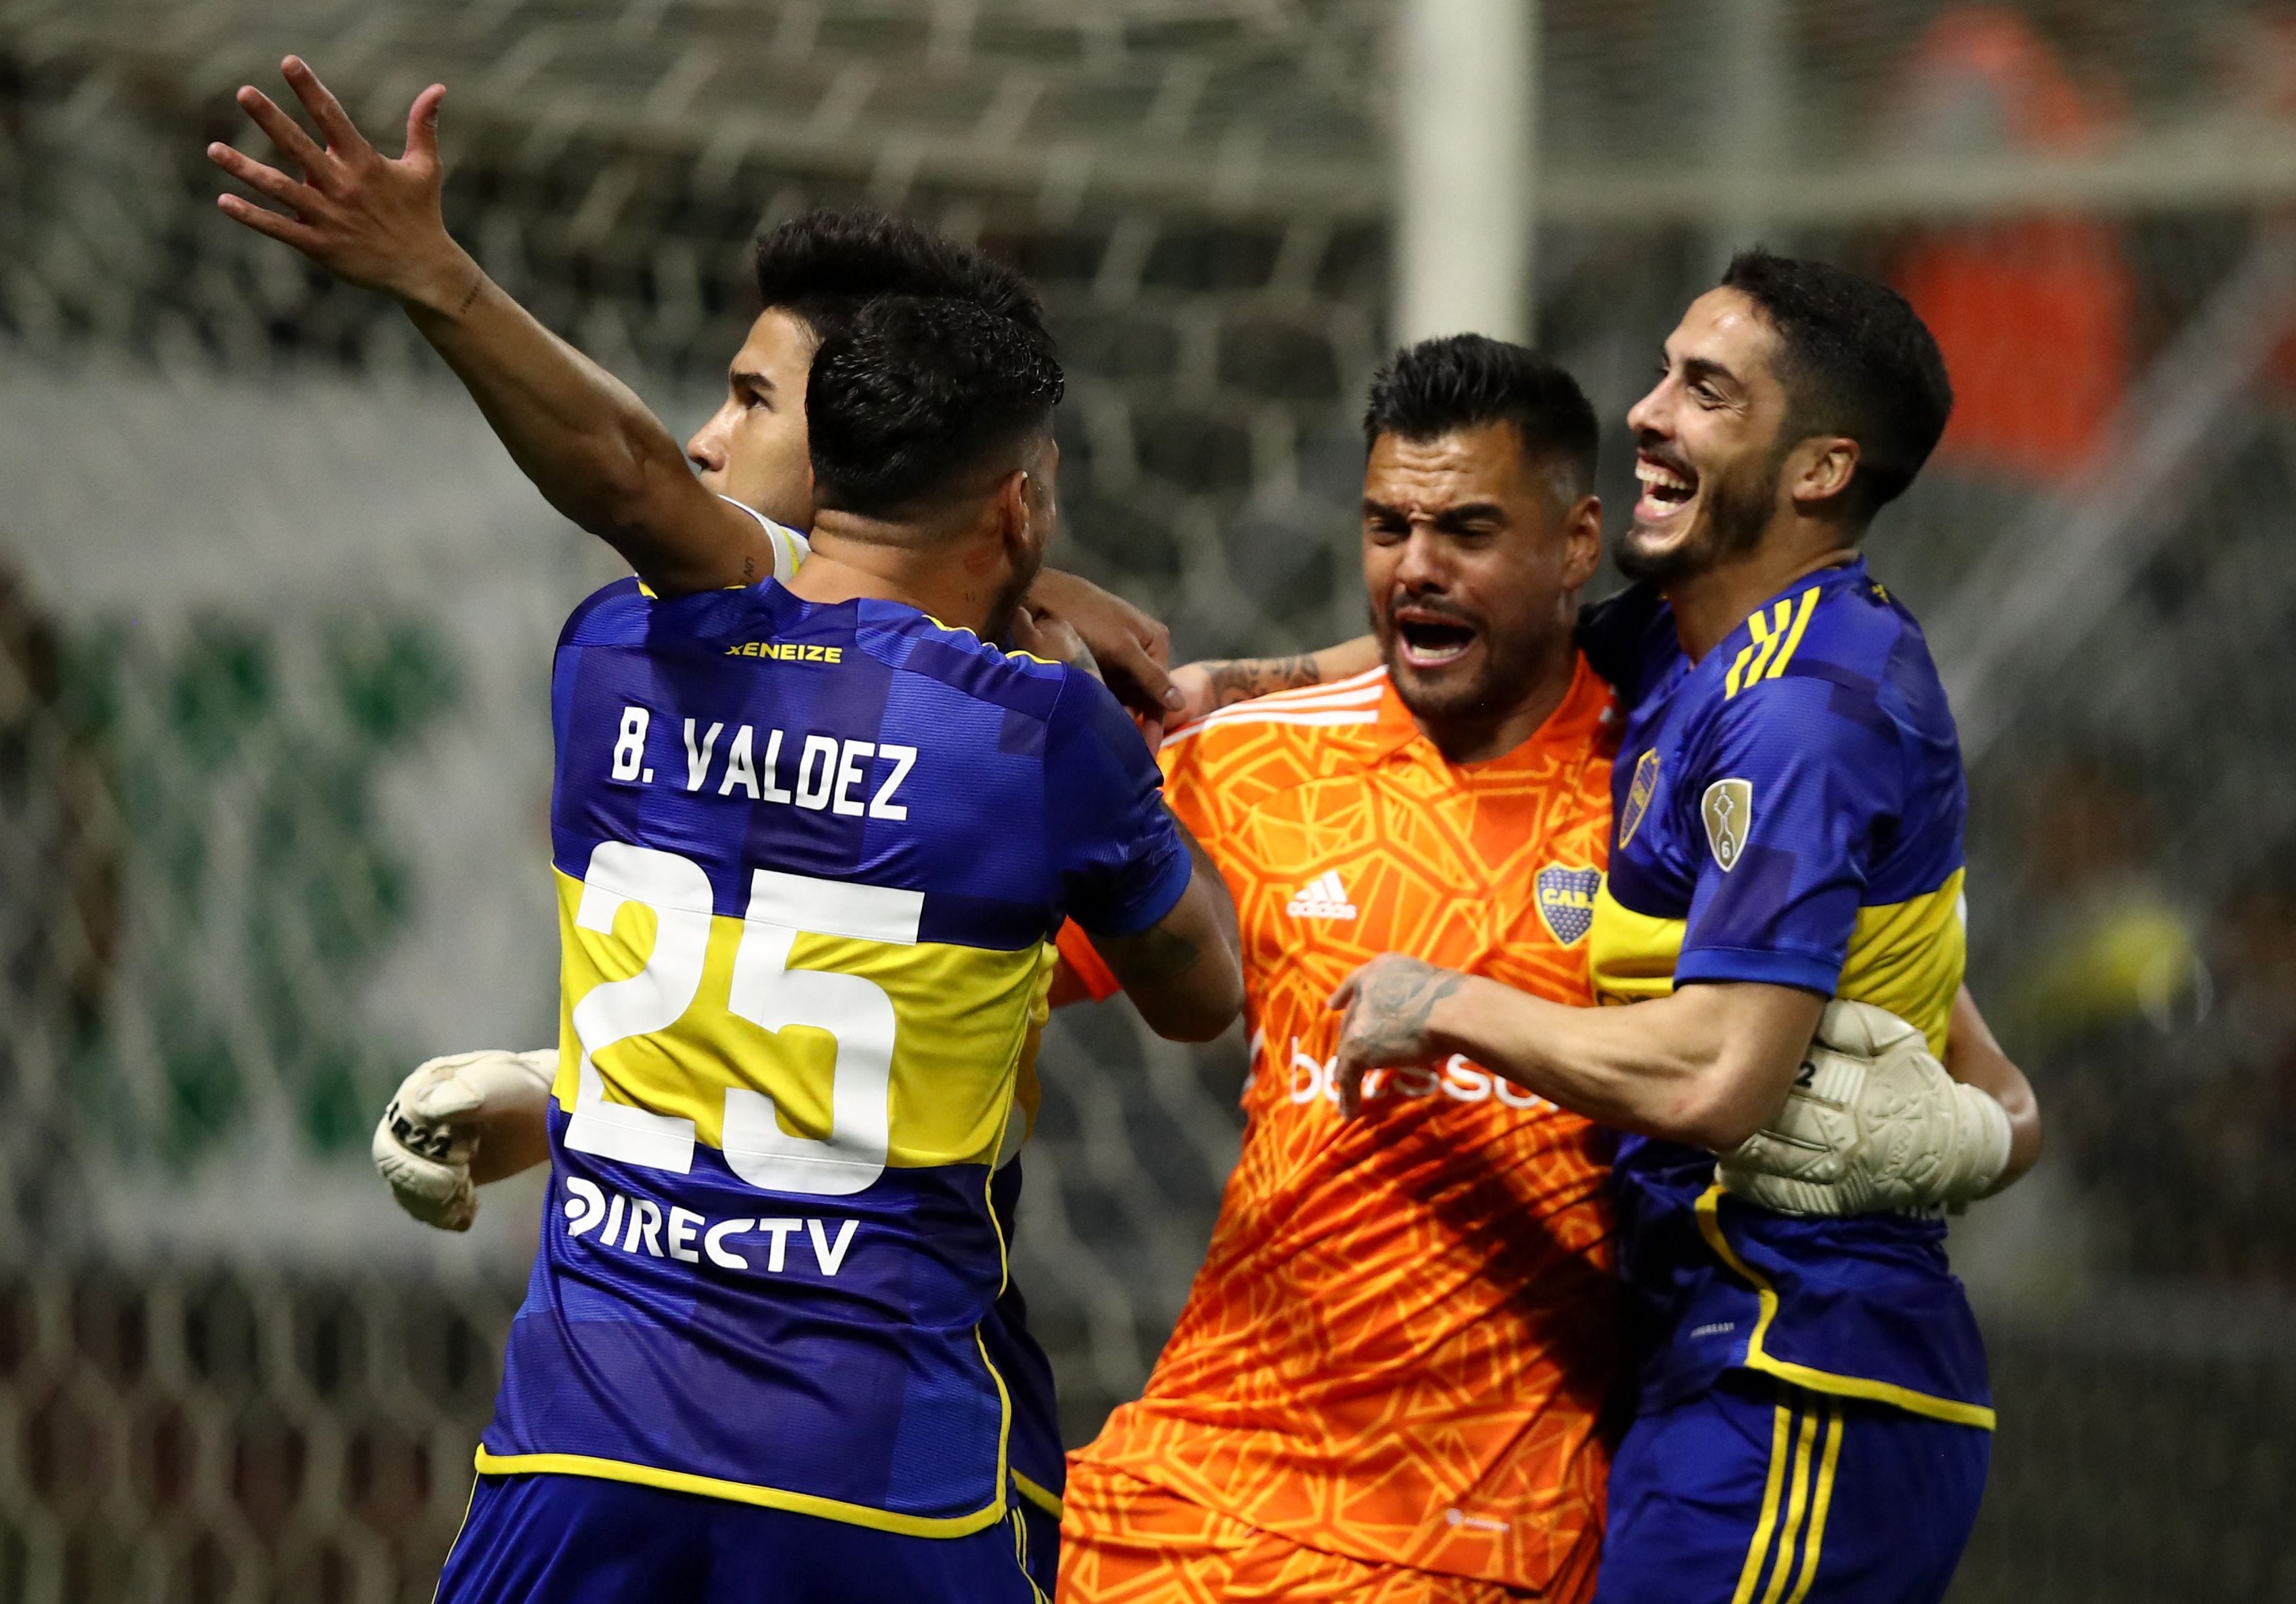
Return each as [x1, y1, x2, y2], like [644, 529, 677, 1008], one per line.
[58, 612, 461, 1166]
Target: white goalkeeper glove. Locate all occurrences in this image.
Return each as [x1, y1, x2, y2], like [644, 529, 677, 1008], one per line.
[373, 1049, 556, 1232]
[1718, 1000, 2013, 1218]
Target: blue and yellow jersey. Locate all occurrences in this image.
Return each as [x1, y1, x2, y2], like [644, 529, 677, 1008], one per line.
[477, 575, 1190, 1535]
[1579, 558, 1992, 1430]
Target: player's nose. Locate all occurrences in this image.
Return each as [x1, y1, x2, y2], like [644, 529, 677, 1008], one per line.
[1394, 529, 1450, 589]
[1625, 383, 1665, 438]
[686, 417, 728, 475]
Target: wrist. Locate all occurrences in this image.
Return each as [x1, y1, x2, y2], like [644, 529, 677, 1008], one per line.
[1423, 971, 1484, 1061]
[395, 239, 488, 319]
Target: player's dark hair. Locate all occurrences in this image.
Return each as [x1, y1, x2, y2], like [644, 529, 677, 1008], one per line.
[1362, 334, 1599, 501]
[807, 295, 1065, 520]
[752, 209, 1048, 346]
[1720, 247, 1954, 524]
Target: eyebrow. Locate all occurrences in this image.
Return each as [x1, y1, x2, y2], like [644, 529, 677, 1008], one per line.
[730, 368, 774, 392]
[1681, 354, 1740, 391]
[1362, 497, 1509, 529]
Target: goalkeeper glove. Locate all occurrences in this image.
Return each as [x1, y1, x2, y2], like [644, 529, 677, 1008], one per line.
[373, 1049, 555, 1232]
[1718, 1000, 2013, 1217]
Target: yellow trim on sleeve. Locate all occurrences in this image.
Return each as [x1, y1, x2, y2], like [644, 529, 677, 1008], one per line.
[1783, 1405, 1846, 1604]
[1729, 1397, 1798, 1604]
[469, 1448, 1011, 1537]
[1014, 1471, 1065, 1520]
[1694, 1183, 1997, 1430]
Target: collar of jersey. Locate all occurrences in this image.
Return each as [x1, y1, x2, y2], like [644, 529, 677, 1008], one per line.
[1705, 552, 1870, 669]
[1368, 649, 1614, 771]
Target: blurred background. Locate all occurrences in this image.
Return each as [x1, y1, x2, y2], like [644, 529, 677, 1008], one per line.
[3, 0, 2294, 1597]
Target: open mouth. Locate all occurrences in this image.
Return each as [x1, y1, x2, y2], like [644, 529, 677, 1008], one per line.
[1633, 453, 1698, 523]
[1394, 613, 1478, 667]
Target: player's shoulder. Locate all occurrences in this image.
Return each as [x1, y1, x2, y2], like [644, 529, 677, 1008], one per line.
[1703, 560, 1958, 765]
[556, 576, 650, 651]
[858, 603, 1083, 724]
[1158, 666, 1389, 769]
[1717, 562, 1936, 701]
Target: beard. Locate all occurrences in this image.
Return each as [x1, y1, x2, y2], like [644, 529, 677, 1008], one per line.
[984, 550, 1045, 646]
[1614, 441, 1784, 588]
[1375, 595, 1558, 733]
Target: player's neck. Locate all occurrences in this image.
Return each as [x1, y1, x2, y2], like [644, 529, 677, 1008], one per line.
[1414, 626, 1579, 766]
[1666, 525, 1858, 662]
[785, 520, 999, 636]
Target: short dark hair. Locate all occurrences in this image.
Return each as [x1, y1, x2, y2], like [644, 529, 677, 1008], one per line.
[1720, 247, 1953, 521]
[807, 295, 1065, 519]
[1362, 334, 1600, 500]
[753, 209, 1049, 346]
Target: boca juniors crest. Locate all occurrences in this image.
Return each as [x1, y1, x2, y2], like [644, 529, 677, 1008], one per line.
[1618, 749, 1661, 850]
[1535, 864, 1602, 947]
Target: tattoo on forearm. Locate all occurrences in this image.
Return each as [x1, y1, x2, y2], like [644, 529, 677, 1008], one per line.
[453, 272, 485, 317]
[1350, 959, 1462, 1062]
[1201, 653, 1321, 710]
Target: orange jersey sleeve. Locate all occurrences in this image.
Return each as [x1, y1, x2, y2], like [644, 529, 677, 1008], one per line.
[1074, 660, 1621, 1594]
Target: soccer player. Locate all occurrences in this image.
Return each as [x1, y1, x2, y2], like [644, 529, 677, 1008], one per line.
[210, 62, 1181, 1589]
[212, 68, 1245, 1603]
[1057, 336, 1619, 1603]
[457, 293, 1238, 1601]
[1326, 255, 2041, 1603]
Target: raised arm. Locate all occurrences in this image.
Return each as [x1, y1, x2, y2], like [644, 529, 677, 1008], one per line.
[209, 58, 768, 595]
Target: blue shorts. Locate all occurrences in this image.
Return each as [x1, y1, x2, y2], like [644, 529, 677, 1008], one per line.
[1595, 1374, 1988, 1604]
[436, 1472, 1046, 1604]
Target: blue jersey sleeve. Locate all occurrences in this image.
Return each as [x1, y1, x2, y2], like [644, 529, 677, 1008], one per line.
[1042, 670, 1193, 937]
[1675, 674, 1903, 996]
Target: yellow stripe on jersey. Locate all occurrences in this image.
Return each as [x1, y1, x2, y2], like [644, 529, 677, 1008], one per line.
[1724, 586, 1822, 699]
[1588, 878, 1686, 1005]
[1838, 869, 1964, 1058]
[551, 868, 1043, 1170]
[1589, 867, 1964, 1056]
[470, 1447, 1014, 1537]
[1695, 1185, 1998, 1429]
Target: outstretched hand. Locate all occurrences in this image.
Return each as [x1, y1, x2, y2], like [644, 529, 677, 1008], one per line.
[208, 56, 471, 311]
[1327, 953, 1465, 1117]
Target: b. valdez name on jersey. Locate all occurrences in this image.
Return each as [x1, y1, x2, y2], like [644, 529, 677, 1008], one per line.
[477, 576, 1189, 1536]
[1579, 560, 1991, 1431]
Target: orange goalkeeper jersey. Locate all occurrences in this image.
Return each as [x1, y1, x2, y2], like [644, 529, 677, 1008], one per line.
[1072, 659, 1621, 1595]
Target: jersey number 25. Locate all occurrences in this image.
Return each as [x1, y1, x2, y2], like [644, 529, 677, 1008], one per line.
[561, 841, 917, 1198]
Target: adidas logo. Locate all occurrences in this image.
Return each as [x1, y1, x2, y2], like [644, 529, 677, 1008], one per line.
[1286, 870, 1358, 920]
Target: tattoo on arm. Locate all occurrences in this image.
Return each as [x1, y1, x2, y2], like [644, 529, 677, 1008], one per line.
[453, 272, 485, 317]
[1200, 653, 1322, 712]
[1349, 958, 1462, 1063]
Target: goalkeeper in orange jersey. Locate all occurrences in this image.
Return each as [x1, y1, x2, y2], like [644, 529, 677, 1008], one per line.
[1051, 334, 1622, 1602]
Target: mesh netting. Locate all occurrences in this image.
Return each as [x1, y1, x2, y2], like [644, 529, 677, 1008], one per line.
[3, 1, 2296, 1599]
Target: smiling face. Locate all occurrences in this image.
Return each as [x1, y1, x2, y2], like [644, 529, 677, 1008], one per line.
[1362, 421, 1600, 745]
[684, 308, 819, 529]
[1617, 287, 1797, 588]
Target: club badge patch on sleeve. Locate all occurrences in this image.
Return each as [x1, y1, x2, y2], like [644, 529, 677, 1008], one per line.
[1701, 778, 1753, 871]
